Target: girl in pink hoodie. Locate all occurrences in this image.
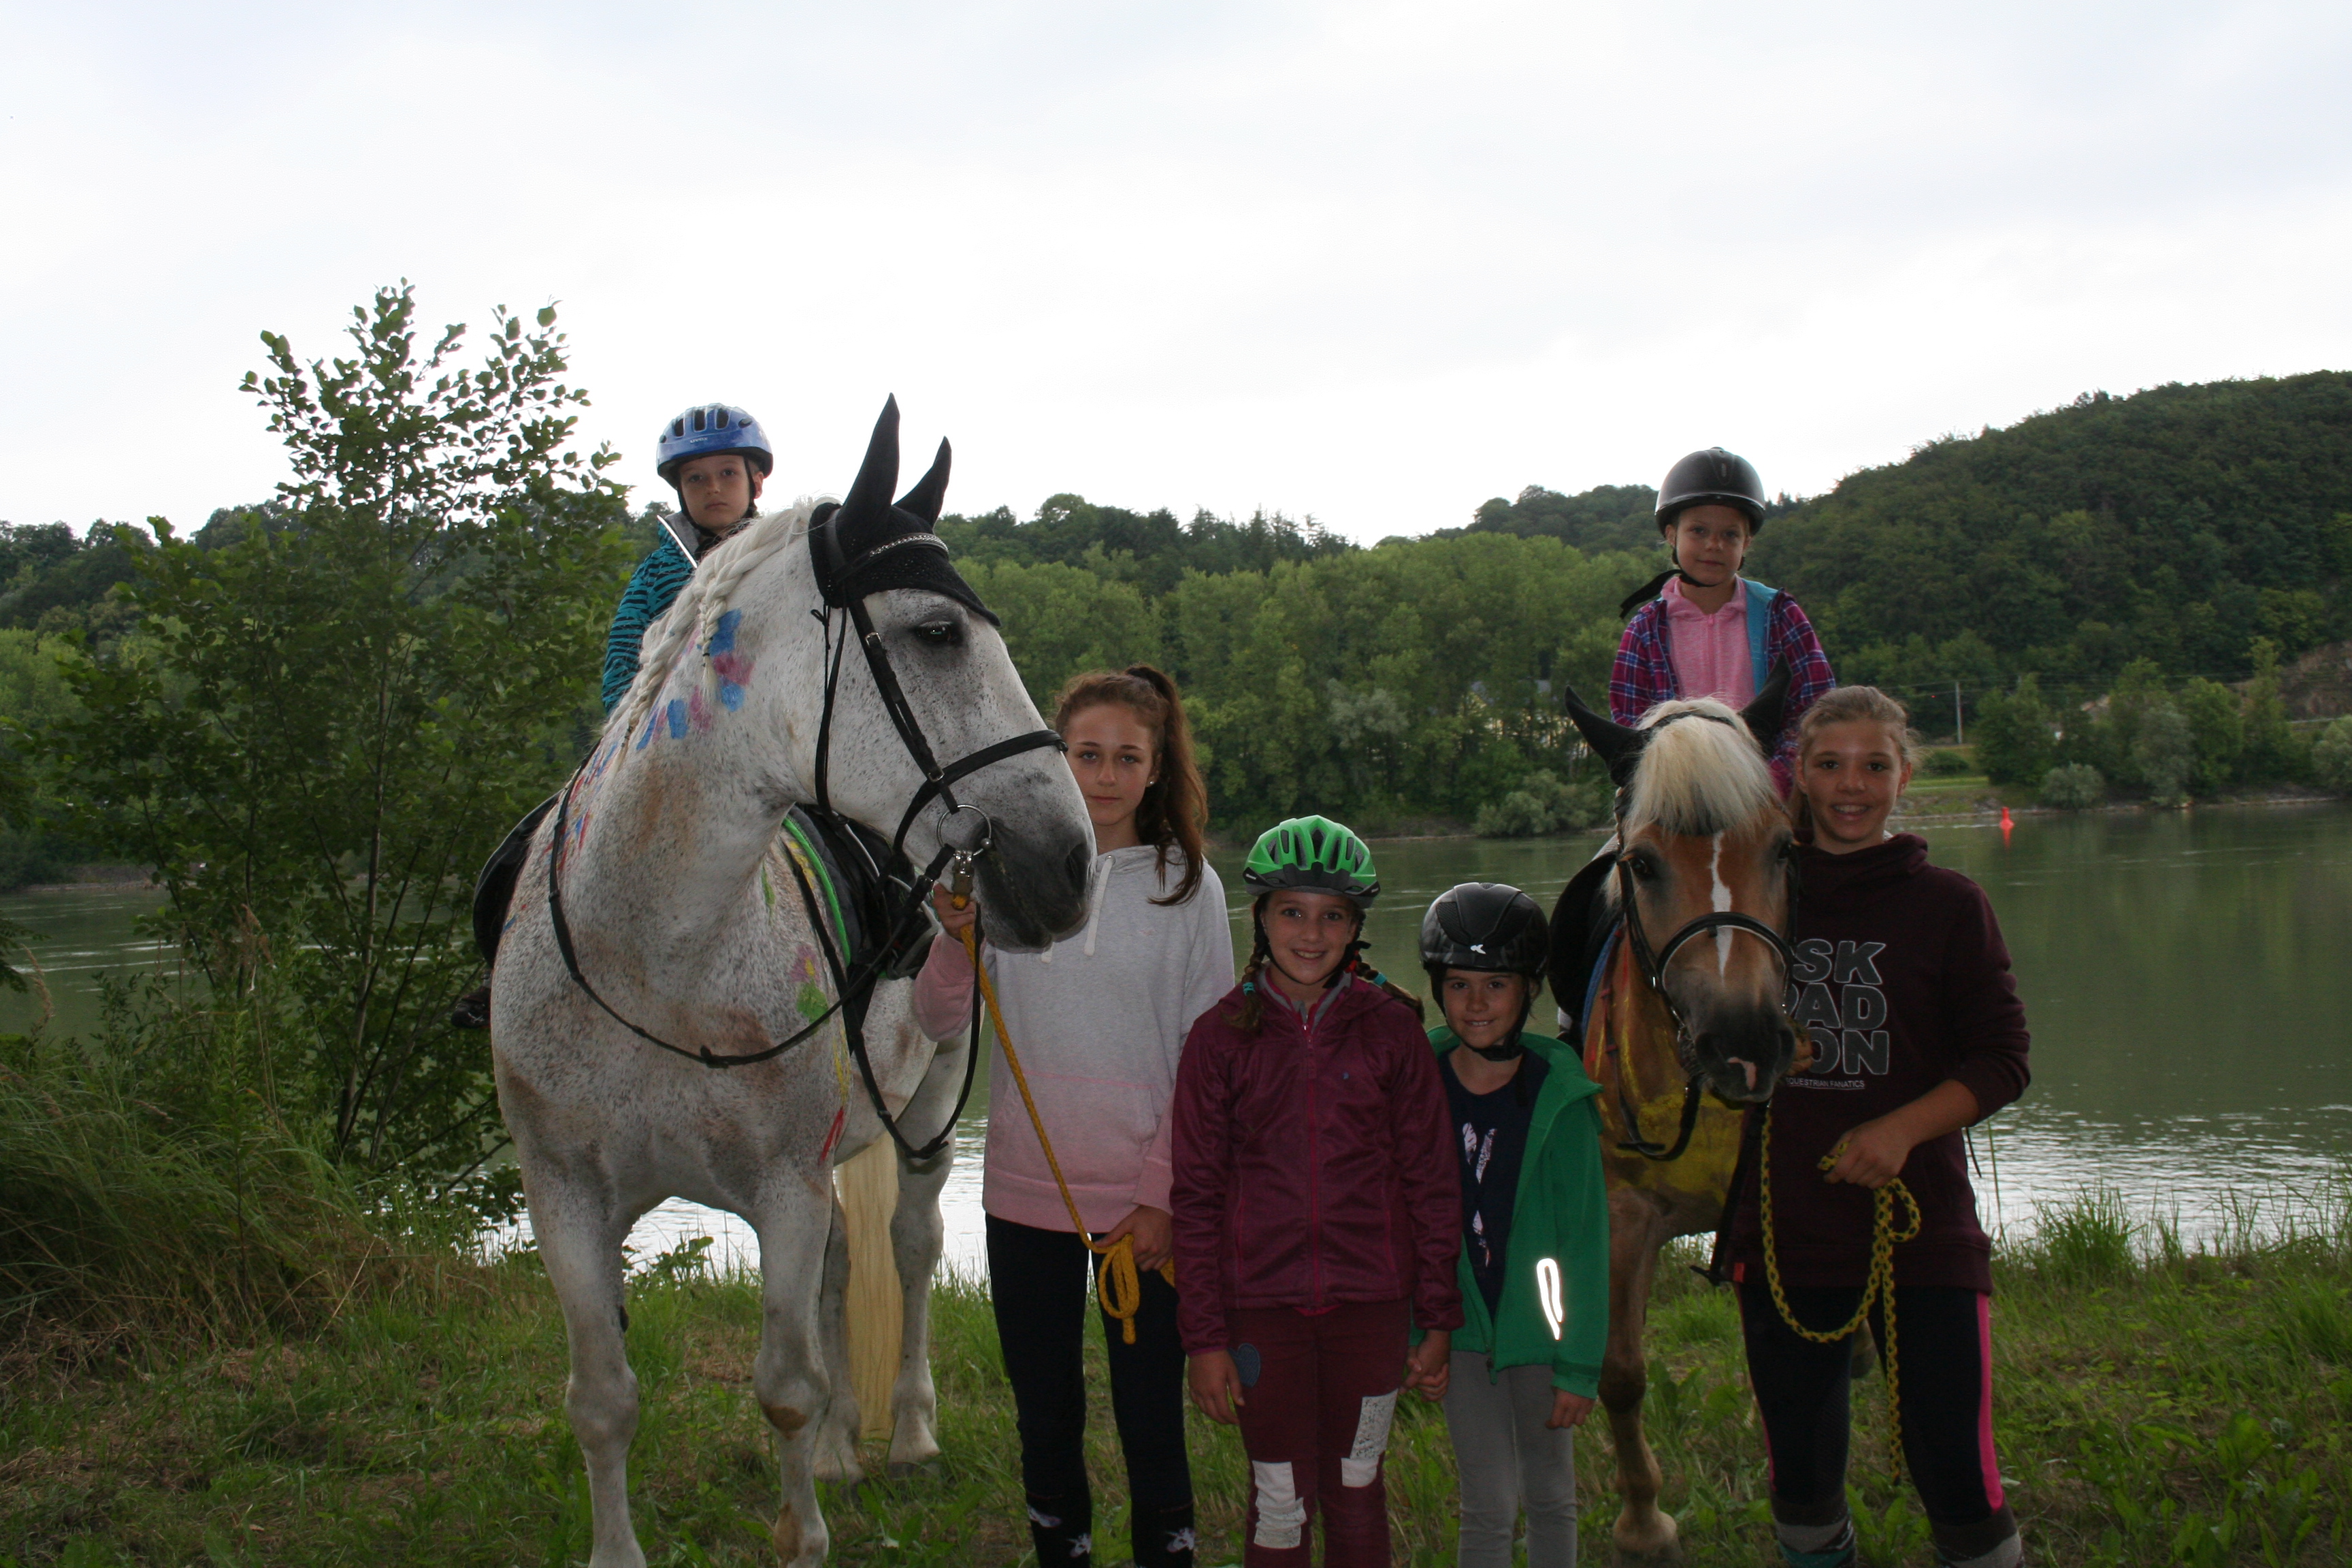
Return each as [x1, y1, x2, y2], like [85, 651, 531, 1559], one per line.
[914, 666, 1231, 1568]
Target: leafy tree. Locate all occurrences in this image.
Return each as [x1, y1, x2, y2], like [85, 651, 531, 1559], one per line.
[1473, 769, 1608, 837]
[2175, 677, 2244, 796]
[2240, 638, 2299, 782]
[2131, 699, 2196, 804]
[2040, 763, 2106, 810]
[57, 284, 631, 1191]
[1970, 675, 2057, 785]
[2314, 716, 2352, 793]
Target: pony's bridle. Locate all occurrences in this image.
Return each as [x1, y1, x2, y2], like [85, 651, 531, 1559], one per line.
[542, 514, 1064, 1162]
[1606, 709, 1805, 1162]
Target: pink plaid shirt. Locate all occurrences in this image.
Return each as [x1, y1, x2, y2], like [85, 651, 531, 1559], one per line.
[1609, 579, 1835, 792]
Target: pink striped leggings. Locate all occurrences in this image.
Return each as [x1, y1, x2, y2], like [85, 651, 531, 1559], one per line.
[1739, 1284, 2021, 1568]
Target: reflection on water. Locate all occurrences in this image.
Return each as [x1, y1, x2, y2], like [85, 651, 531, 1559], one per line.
[0, 881, 169, 1039]
[15, 805, 2351, 1271]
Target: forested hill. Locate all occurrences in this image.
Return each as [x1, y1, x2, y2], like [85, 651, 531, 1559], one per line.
[1749, 372, 2352, 692]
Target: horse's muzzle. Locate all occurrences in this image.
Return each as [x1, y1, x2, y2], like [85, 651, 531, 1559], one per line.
[973, 830, 1092, 951]
[1678, 1011, 1799, 1105]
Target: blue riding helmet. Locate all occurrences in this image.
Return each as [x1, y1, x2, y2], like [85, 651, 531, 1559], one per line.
[656, 404, 774, 483]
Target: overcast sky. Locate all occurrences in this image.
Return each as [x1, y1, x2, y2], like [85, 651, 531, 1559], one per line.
[6, 1, 2350, 542]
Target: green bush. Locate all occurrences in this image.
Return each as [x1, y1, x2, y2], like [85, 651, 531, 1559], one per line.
[1473, 769, 1607, 838]
[1970, 674, 2057, 785]
[2315, 715, 2352, 793]
[2040, 762, 2106, 810]
[2131, 698, 2196, 804]
[1922, 748, 1972, 777]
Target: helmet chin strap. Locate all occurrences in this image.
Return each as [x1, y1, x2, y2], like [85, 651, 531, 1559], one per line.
[1461, 994, 1535, 1062]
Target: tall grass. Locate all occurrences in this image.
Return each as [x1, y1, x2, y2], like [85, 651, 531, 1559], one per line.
[0, 996, 408, 1354]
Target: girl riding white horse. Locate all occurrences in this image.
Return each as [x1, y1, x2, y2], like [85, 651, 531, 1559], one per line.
[490, 400, 1094, 1568]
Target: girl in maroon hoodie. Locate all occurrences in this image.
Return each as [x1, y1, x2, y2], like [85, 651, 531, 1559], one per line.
[1171, 815, 1461, 1567]
[1727, 687, 2031, 1568]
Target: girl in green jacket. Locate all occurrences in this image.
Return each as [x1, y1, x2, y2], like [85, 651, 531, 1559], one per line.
[1420, 882, 1610, 1568]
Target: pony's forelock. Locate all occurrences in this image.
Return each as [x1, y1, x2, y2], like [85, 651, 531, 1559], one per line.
[1622, 698, 1780, 837]
[609, 496, 828, 745]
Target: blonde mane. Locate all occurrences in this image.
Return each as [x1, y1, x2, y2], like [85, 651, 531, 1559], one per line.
[1622, 698, 1780, 836]
[610, 495, 830, 744]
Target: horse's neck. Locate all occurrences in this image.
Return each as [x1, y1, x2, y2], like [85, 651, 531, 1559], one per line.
[568, 717, 808, 969]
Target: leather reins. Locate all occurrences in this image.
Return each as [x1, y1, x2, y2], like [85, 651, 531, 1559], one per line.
[543, 520, 1064, 1162]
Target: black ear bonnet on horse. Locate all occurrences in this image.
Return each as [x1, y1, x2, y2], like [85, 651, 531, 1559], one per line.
[811, 396, 1000, 625]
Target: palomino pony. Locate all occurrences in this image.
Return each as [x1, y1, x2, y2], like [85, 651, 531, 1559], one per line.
[491, 402, 1093, 1568]
[1548, 677, 1806, 1567]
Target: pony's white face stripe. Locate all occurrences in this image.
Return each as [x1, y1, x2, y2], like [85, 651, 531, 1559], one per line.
[1710, 832, 1733, 975]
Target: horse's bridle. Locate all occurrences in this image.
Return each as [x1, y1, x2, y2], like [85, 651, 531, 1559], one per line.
[1604, 710, 1805, 1162]
[543, 514, 1064, 1162]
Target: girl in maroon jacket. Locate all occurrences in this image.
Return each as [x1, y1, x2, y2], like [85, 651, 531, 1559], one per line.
[1727, 687, 2031, 1568]
[1171, 816, 1461, 1567]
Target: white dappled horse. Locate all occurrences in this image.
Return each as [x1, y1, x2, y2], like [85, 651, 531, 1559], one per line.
[491, 402, 1093, 1567]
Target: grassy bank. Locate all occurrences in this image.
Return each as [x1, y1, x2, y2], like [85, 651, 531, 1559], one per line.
[3, 1187, 2347, 1567]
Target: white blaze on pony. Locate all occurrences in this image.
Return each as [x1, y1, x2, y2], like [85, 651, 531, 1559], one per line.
[490, 400, 1092, 1568]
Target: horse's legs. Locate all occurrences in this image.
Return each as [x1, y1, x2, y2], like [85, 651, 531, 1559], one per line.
[883, 1034, 962, 1473]
[753, 1186, 843, 1568]
[528, 1168, 649, 1568]
[1602, 1190, 1682, 1567]
[811, 1192, 866, 1486]
[885, 1133, 952, 1473]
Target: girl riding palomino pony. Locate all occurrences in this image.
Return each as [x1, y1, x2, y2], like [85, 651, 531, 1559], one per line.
[1548, 670, 1810, 1567]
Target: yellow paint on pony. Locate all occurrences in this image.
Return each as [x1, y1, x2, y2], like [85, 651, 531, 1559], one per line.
[1583, 932, 1745, 1206]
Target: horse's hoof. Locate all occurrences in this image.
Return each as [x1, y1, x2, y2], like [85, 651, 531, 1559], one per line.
[1610, 1517, 1684, 1568]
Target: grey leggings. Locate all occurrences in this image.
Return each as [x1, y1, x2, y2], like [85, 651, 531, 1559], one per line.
[1440, 1351, 1578, 1568]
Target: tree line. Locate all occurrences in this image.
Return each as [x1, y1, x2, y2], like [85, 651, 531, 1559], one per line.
[2, 286, 2349, 1220]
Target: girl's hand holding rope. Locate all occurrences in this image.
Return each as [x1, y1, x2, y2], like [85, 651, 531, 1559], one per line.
[1823, 1080, 1981, 1188]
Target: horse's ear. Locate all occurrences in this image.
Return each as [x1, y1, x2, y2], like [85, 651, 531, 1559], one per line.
[895, 438, 951, 527]
[1740, 662, 1793, 755]
[1561, 681, 1646, 787]
[844, 396, 901, 514]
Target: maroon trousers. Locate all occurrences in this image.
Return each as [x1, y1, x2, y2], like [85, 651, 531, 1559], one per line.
[1228, 1298, 1409, 1567]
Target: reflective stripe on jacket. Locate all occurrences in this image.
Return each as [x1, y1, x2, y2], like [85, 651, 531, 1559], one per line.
[1425, 1029, 1611, 1398]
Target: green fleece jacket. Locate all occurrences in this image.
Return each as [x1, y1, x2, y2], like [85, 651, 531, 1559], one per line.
[1426, 1028, 1610, 1397]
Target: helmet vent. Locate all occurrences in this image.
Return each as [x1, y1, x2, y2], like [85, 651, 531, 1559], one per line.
[715, 408, 732, 427]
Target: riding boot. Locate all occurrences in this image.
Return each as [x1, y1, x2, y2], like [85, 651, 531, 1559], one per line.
[1131, 1499, 1196, 1568]
[1774, 1514, 1856, 1568]
[1025, 1490, 1093, 1566]
[450, 982, 491, 1031]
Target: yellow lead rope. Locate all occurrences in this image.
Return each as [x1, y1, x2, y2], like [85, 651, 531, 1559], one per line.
[958, 926, 1174, 1345]
[1758, 1104, 1923, 1480]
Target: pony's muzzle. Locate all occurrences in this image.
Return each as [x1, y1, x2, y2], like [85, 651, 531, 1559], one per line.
[1680, 1013, 1799, 1104]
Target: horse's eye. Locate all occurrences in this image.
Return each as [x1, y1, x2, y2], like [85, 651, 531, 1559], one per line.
[1624, 853, 1660, 883]
[911, 620, 961, 648]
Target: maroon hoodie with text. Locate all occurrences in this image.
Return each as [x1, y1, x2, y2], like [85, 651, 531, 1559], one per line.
[1727, 834, 2031, 1293]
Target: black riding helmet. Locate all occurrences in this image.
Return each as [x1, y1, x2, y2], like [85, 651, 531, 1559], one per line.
[1656, 446, 1767, 532]
[1421, 882, 1548, 1061]
[1619, 446, 1770, 617]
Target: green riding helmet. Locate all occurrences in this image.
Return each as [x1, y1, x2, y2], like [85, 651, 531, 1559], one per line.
[1243, 815, 1380, 908]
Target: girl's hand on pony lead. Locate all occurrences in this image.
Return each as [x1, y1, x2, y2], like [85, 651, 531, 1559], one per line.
[1546, 1390, 1594, 1430]
[1102, 1205, 1173, 1273]
[928, 884, 979, 934]
[1188, 1351, 1244, 1425]
[1824, 1080, 1981, 1189]
[1405, 1330, 1450, 1401]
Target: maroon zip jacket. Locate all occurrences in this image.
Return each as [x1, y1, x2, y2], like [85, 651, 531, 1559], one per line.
[1727, 834, 2031, 1293]
[1171, 975, 1465, 1355]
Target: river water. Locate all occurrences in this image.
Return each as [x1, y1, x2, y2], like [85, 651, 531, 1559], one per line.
[7, 804, 2348, 1277]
